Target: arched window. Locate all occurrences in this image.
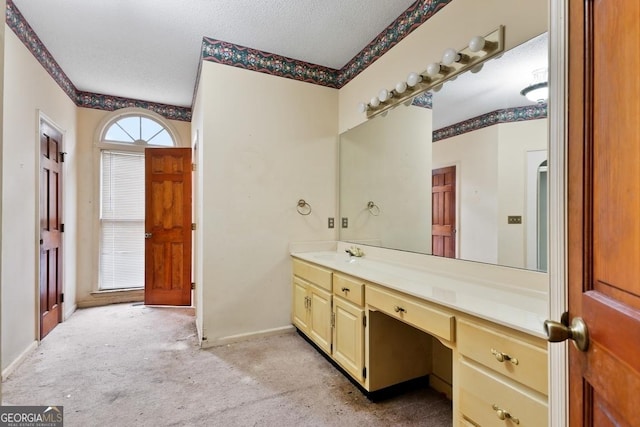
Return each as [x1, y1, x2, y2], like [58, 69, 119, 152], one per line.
[97, 110, 179, 290]
[103, 115, 175, 146]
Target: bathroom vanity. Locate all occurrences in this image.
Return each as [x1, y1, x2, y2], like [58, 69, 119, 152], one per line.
[291, 247, 548, 426]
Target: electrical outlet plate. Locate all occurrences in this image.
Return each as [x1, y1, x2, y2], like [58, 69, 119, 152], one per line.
[328, 217, 335, 228]
[508, 215, 522, 224]
[341, 217, 348, 228]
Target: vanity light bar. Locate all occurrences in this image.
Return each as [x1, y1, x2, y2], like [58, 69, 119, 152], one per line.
[359, 25, 505, 120]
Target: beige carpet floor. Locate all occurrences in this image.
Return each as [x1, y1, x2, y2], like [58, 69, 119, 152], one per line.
[2, 303, 451, 426]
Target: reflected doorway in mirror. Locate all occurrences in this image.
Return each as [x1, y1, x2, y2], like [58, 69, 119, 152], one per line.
[432, 166, 456, 258]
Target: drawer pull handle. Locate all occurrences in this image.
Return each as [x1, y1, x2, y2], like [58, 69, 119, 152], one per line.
[341, 287, 350, 293]
[491, 348, 519, 365]
[492, 404, 520, 424]
[394, 305, 406, 314]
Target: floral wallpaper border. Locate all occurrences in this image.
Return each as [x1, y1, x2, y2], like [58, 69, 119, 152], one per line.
[432, 103, 548, 142]
[201, 38, 340, 88]
[6, 0, 192, 122]
[201, 0, 452, 89]
[7, 0, 452, 120]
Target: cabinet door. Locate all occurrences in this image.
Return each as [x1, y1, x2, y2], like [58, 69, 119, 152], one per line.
[308, 285, 332, 355]
[333, 297, 365, 383]
[292, 278, 309, 333]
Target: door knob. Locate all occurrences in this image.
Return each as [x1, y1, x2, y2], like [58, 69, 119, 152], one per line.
[544, 312, 589, 352]
[145, 232, 152, 239]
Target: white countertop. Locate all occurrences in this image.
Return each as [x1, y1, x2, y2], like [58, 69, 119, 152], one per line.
[291, 249, 549, 339]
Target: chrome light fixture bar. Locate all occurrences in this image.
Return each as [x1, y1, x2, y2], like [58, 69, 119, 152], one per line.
[359, 26, 505, 119]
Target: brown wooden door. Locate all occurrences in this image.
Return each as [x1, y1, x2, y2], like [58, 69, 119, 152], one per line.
[144, 147, 192, 306]
[567, 0, 640, 425]
[40, 120, 63, 339]
[432, 166, 456, 258]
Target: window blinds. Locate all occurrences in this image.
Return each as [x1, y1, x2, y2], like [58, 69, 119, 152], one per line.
[99, 150, 145, 290]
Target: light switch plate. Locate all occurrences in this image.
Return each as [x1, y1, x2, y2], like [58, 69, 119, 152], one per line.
[341, 217, 348, 228]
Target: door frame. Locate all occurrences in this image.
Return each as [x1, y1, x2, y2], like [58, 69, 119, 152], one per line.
[36, 111, 67, 340]
[547, 1, 569, 426]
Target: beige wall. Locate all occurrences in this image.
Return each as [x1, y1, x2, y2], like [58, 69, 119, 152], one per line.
[194, 62, 338, 345]
[497, 119, 548, 268]
[338, 0, 548, 133]
[1, 28, 78, 373]
[74, 107, 191, 307]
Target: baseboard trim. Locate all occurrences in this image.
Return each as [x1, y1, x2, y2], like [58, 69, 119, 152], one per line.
[200, 325, 295, 348]
[2, 340, 38, 381]
[77, 289, 144, 308]
[429, 374, 453, 400]
[64, 303, 77, 320]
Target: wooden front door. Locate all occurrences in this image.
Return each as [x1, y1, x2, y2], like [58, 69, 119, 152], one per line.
[432, 166, 456, 258]
[39, 120, 63, 339]
[566, 0, 640, 425]
[144, 147, 192, 306]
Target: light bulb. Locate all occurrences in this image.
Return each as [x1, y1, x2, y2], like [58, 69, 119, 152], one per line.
[403, 98, 413, 107]
[471, 63, 484, 74]
[370, 96, 380, 108]
[469, 36, 486, 52]
[407, 72, 422, 87]
[357, 102, 368, 113]
[442, 48, 460, 65]
[426, 62, 443, 77]
[395, 81, 407, 94]
[432, 84, 443, 93]
[378, 88, 390, 102]
[381, 111, 388, 118]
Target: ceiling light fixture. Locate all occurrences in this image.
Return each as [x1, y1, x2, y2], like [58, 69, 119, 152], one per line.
[520, 68, 549, 103]
[521, 82, 549, 103]
[358, 26, 505, 119]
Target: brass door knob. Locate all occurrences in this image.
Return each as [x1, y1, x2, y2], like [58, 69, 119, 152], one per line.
[544, 312, 589, 352]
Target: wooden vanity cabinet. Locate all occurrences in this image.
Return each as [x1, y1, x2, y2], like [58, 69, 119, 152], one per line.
[457, 317, 548, 426]
[291, 256, 549, 426]
[331, 273, 366, 383]
[292, 259, 333, 355]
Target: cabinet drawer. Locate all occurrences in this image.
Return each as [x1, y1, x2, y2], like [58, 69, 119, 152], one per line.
[458, 318, 548, 395]
[459, 360, 548, 427]
[366, 285, 454, 342]
[292, 259, 332, 291]
[333, 273, 364, 306]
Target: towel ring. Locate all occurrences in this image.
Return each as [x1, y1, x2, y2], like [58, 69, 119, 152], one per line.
[297, 199, 312, 216]
[367, 201, 380, 216]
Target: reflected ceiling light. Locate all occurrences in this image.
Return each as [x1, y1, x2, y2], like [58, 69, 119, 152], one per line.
[357, 26, 505, 119]
[521, 82, 549, 103]
[521, 68, 549, 103]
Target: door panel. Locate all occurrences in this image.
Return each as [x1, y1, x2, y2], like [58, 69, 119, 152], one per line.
[40, 121, 63, 339]
[332, 297, 364, 382]
[567, 0, 640, 425]
[144, 147, 192, 306]
[432, 166, 456, 258]
[308, 285, 332, 354]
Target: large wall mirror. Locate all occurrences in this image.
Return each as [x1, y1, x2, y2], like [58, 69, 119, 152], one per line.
[339, 32, 549, 272]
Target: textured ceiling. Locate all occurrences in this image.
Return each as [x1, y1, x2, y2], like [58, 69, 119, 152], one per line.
[11, 0, 417, 107]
